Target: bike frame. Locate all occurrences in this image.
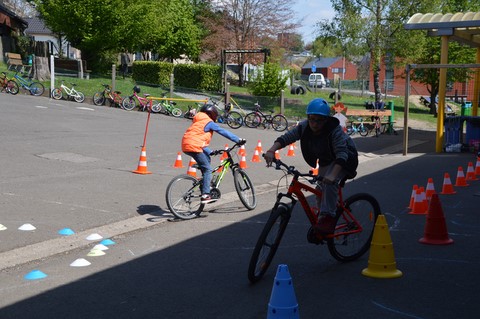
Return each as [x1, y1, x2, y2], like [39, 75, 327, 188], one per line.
[131, 91, 152, 110]
[13, 73, 33, 89]
[275, 168, 363, 240]
[59, 82, 77, 96]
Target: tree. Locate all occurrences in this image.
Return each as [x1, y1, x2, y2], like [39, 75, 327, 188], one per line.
[33, 0, 201, 71]
[316, 0, 431, 102]
[210, 0, 297, 86]
[249, 61, 288, 97]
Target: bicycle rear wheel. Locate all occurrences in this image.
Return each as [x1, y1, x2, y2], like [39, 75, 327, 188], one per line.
[165, 174, 205, 220]
[248, 203, 290, 283]
[244, 112, 261, 128]
[29, 82, 44, 96]
[346, 124, 354, 136]
[359, 124, 369, 137]
[272, 114, 288, 132]
[233, 168, 256, 210]
[225, 111, 243, 129]
[151, 102, 162, 113]
[327, 193, 380, 262]
[171, 107, 183, 117]
[74, 91, 85, 103]
[6, 80, 19, 95]
[122, 96, 136, 111]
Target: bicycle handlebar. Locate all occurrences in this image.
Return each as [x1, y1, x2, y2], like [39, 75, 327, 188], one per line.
[210, 140, 246, 156]
[263, 155, 323, 183]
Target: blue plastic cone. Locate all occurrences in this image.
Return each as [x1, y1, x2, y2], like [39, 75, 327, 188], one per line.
[267, 264, 299, 318]
[58, 228, 75, 236]
[24, 270, 48, 280]
[100, 239, 116, 246]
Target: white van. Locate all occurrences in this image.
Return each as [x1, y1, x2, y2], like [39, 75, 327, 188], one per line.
[308, 73, 326, 88]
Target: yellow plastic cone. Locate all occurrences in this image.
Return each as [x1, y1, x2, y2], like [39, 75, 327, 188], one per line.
[362, 214, 403, 279]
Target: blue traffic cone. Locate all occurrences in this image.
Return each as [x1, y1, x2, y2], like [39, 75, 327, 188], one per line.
[267, 264, 299, 318]
[24, 270, 48, 280]
[58, 228, 75, 236]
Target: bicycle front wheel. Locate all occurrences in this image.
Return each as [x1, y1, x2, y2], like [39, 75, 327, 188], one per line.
[233, 168, 256, 210]
[29, 82, 44, 96]
[51, 88, 63, 100]
[359, 125, 369, 137]
[6, 80, 19, 95]
[226, 111, 243, 129]
[244, 112, 262, 128]
[327, 193, 380, 262]
[74, 92, 85, 103]
[346, 124, 354, 136]
[248, 203, 290, 283]
[272, 114, 288, 132]
[165, 174, 205, 220]
[93, 92, 105, 106]
[122, 96, 136, 111]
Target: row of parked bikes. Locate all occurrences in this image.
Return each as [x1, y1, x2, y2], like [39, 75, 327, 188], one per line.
[1, 74, 289, 132]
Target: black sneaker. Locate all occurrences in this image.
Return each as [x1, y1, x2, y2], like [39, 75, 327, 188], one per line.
[201, 194, 217, 204]
[314, 214, 336, 234]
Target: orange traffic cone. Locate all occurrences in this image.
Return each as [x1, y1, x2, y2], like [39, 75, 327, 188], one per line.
[240, 155, 248, 169]
[286, 144, 295, 157]
[408, 188, 427, 215]
[425, 178, 436, 200]
[419, 194, 454, 245]
[132, 146, 152, 174]
[220, 144, 228, 161]
[274, 150, 281, 160]
[440, 173, 456, 194]
[238, 144, 246, 157]
[474, 157, 480, 176]
[255, 140, 263, 153]
[454, 166, 469, 187]
[465, 162, 478, 181]
[311, 161, 319, 175]
[407, 185, 418, 209]
[173, 152, 184, 168]
[187, 158, 197, 177]
[251, 149, 261, 162]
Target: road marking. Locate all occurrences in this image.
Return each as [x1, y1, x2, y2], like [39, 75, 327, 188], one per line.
[76, 107, 95, 111]
[35, 105, 48, 109]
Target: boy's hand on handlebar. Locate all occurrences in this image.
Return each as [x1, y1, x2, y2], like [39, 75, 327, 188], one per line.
[238, 138, 246, 145]
[264, 151, 275, 167]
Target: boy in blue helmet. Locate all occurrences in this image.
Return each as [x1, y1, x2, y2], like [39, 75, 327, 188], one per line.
[264, 98, 358, 234]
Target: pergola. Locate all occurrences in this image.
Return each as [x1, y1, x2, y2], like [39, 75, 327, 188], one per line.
[403, 11, 480, 154]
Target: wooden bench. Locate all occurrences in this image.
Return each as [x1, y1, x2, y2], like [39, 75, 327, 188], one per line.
[54, 59, 91, 79]
[5, 52, 31, 73]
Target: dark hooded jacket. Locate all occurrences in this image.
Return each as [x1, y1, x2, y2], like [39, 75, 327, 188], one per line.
[274, 117, 358, 178]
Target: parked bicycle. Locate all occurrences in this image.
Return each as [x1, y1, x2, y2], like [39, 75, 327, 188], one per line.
[156, 95, 183, 117]
[93, 84, 123, 107]
[0, 72, 19, 95]
[51, 81, 85, 103]
[346, 117, 369, 136]
[244, 102, 288, 131]
[12, 72, 44, 96]
[215, 102, 244, 129]
[165, 141, 256, 220]
[247, 157, 380, 283]
[122, 86, 160, 112]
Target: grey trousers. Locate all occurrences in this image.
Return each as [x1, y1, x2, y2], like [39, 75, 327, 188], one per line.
[315, 163, 347, 217]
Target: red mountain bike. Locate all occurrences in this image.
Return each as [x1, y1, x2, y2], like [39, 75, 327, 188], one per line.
[248, 157, 380, 283]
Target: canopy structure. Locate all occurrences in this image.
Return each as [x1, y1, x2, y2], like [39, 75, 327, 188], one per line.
[404, 12, 480, 153]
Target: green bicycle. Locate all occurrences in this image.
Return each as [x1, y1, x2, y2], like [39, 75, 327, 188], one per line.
[165, 141, 256, 220]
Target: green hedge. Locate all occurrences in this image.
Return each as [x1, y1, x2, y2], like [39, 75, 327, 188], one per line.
[132, 61, 221, 91]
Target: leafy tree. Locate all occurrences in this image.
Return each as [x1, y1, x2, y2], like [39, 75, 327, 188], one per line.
[33, 0, 201, 72]
[316, 0, 431, 102]
[248, 62, 288, 97]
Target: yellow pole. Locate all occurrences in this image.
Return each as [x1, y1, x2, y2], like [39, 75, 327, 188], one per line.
[473, 48, 480, 117]
[436, 36, 449, 153]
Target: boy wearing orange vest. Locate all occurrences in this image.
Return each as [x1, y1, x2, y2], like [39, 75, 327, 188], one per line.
[182, 103, 245, 204]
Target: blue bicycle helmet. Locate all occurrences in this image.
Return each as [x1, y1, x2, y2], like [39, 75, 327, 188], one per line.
[306, 98, 331, 116]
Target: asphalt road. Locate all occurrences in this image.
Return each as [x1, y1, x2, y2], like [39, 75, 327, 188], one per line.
[0, 92, 479, 318]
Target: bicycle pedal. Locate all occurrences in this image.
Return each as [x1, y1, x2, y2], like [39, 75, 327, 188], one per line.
[306, 227, 324, 245]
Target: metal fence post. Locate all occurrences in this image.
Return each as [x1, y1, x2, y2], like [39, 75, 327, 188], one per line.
[112, 64, 116, 92]
[170, 73, 174, 96]
[280, 89, 284, 114]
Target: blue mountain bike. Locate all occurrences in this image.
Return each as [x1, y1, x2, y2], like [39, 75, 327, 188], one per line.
[13, 72, 45, 96]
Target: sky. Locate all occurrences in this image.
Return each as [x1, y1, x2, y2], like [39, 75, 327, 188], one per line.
[292, 0, 336, 44]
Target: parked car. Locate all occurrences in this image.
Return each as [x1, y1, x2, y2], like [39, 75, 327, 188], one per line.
[308, 73, 326, 88]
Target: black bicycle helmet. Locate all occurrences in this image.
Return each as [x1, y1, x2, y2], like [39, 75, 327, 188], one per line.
[200, 103, 219, 122]
[133, 85, 141, 93]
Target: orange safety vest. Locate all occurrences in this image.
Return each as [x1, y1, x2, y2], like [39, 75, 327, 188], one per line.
[182, 112, 213, 152]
